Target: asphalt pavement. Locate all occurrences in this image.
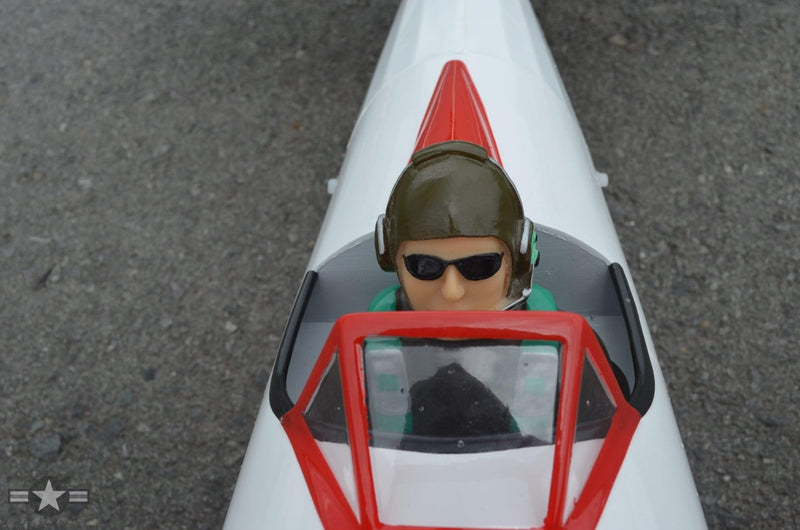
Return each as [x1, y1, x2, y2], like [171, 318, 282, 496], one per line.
[1, 1, 797, 528]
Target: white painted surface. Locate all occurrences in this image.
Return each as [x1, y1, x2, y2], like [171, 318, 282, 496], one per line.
[316, 438, 360, 521]
[222, 385, 323, 530]
[596, 365, 708, 529]
[226, 1, 706, 527]
[371, 439, 607, 528]
[308, 0, 624, 272]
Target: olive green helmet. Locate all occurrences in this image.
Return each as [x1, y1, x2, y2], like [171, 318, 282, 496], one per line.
[375, 140, 537, 298]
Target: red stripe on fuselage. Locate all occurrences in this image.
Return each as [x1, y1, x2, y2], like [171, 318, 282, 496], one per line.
[413, 60, 503, 165]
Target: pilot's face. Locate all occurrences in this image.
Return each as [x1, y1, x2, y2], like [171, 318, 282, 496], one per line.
[395, 236, 512, 311]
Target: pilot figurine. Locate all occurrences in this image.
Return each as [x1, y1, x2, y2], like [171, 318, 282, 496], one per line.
[371, 140, 556, 312]
[367, 140, 560, 440]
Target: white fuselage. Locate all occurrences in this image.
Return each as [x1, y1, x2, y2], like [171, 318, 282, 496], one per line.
[225, 2, 706, 528]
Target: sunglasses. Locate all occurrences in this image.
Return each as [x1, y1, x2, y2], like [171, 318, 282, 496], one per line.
[403, 253, 504, 281]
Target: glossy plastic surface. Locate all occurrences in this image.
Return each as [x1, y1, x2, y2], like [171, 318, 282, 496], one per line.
[413, 60, 502, 162]
[281, 311, 640, 529]
[308, 0, 619, 272]
[226, 1, 706, 528]
[223, 385, 323, 530]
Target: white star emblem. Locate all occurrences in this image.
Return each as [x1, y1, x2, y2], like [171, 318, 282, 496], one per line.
[31, 479, 65, 512]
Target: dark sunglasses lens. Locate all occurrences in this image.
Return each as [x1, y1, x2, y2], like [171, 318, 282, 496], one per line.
[405, 255, 445, 280]
[456, 254, 503, 280]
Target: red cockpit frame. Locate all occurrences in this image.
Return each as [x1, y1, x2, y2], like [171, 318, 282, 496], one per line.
[281, 311, 641, 530]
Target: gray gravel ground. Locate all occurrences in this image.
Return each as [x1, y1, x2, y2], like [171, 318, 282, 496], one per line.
[0, 1, 797, 529]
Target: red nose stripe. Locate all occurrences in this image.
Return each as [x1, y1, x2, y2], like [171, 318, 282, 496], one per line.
[413, 59, 503, 165]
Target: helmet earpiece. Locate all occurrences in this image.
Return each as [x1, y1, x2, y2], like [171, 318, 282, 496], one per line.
[374, 213, 395, 271]
[513, 218, 537, 291]
[530, 228, 540, 268]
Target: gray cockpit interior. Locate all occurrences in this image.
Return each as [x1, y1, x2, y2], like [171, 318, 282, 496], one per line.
[285, 226, 635, 401]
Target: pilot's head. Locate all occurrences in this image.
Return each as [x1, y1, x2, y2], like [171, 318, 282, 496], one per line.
[375, 140, 537, 311]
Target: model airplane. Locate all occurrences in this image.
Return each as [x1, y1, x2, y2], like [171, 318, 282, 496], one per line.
[224, 1, 706, 528]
